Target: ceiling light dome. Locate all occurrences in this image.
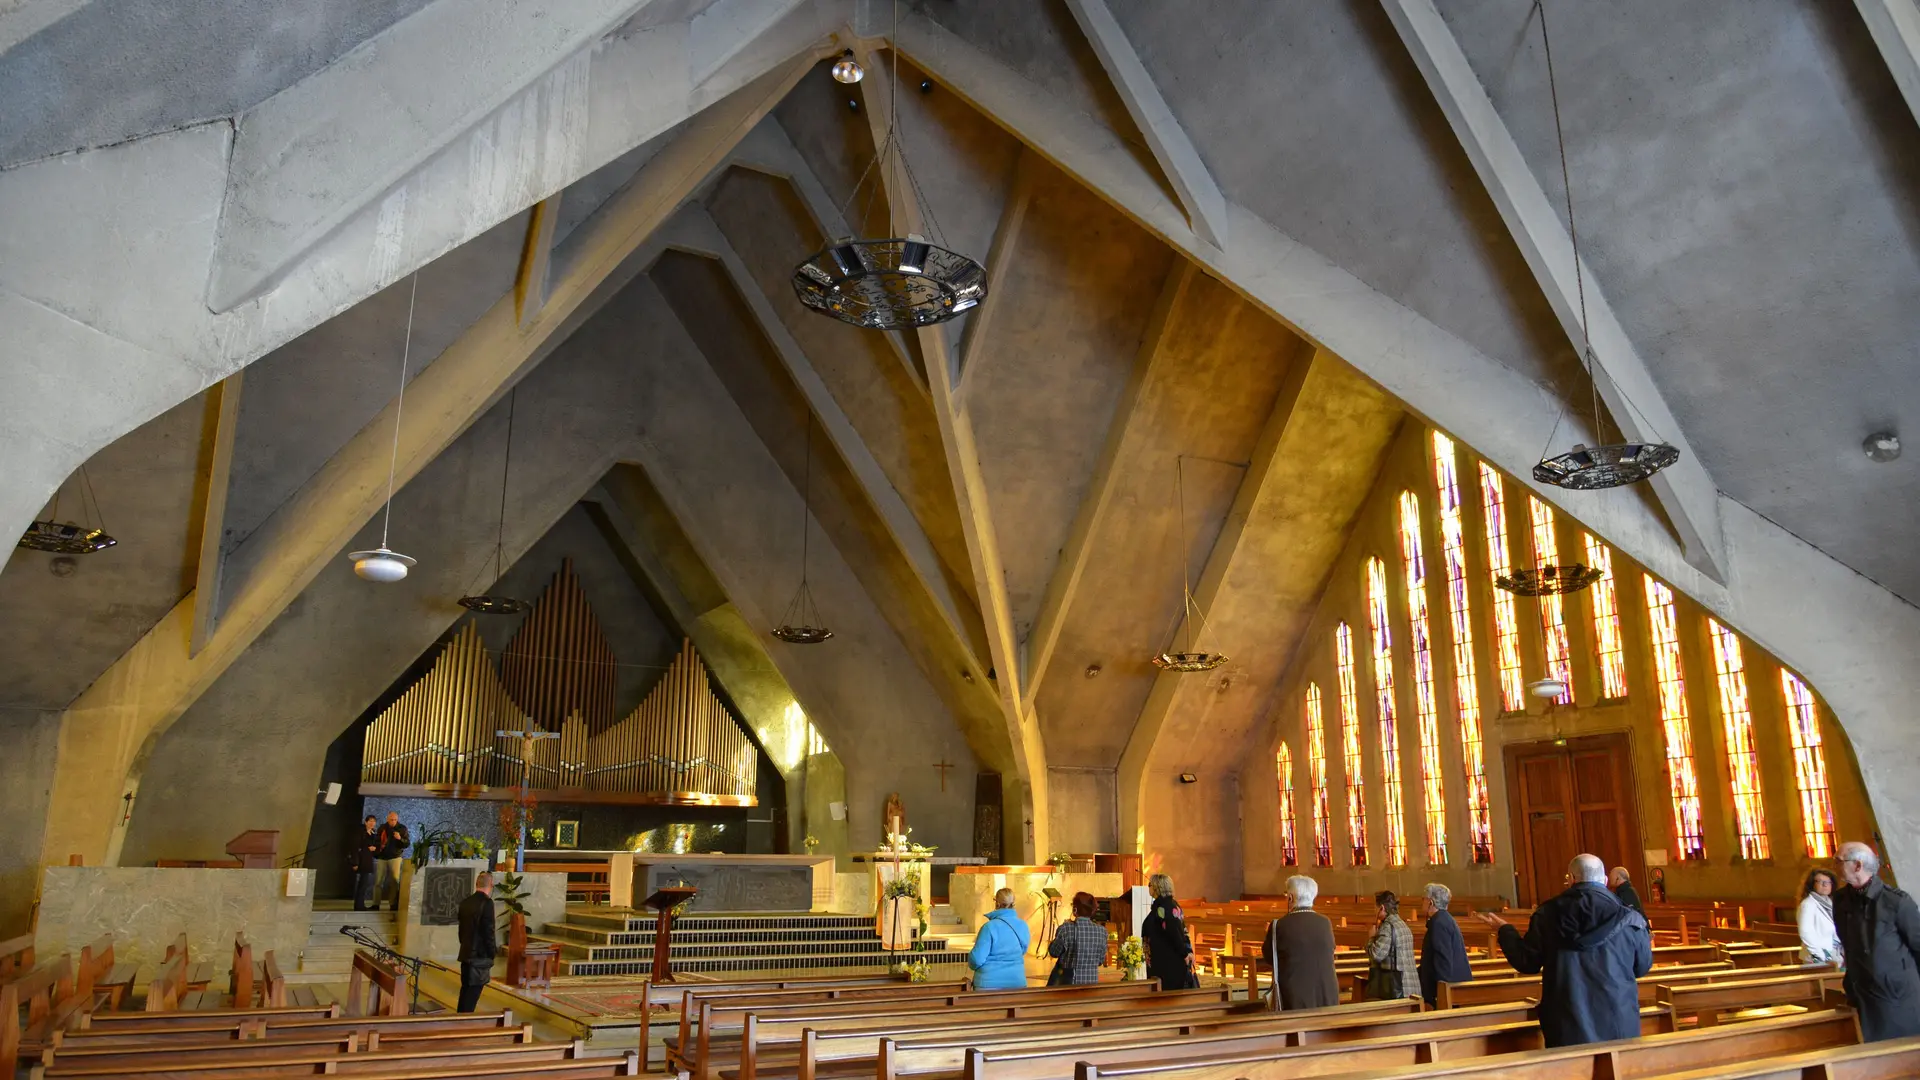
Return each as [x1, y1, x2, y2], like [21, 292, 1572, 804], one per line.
[1865, 431, 1901, 462]
[831, 51, 864, 84]
[1528, 677, 1570, 700]
[350, 547, 416, 583]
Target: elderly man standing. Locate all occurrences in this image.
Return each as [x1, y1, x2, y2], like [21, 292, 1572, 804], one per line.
[1608, 867, 1645, 915]
[1417, 883, 1473, 1006]
[1476, 854, 1651, 1047]
[1263, 875, 1338, 1010]
[1832, 840, 1920, 1041]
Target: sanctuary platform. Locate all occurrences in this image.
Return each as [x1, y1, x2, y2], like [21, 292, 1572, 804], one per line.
[531, 905, 970, 976]
[526, 851, 837, 911]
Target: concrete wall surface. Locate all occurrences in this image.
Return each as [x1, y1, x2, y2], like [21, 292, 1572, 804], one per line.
[35, 867, 312, 974]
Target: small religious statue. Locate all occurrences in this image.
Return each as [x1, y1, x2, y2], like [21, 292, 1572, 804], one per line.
[883, 792, 906, 846]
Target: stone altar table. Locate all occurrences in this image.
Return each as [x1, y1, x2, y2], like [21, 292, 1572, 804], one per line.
[588, 853, 835, 911]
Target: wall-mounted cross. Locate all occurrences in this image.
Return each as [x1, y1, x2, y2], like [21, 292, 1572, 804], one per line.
[932, 759, 953, 791]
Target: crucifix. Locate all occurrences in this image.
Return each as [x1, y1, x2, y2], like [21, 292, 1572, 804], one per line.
[932, 759, 953, 791]
[496, 726, 561, 872]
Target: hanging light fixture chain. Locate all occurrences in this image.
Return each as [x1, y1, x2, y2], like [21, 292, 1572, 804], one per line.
[799, 415, 812, 586]
[380, 273, 420, 550]
[80, 465, 104, 532]
[494, 388, 517, 582]
[1176, 456, 1192, 654]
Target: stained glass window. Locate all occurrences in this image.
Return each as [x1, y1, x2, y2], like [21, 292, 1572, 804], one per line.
[1584, 535, 1629, 700]
[1433, 434, 1492, 863]
[1276, 741, 1299, 867]
[1478, 465, 1527, 712]
[1365, 557, 1409, 866]
[1708, 621, 1770, 861]
[1780, 671, 1837, 859]
[1530, 497, 1574, 705]
[1397, 491, 1448, 865]
[1645, 576, 1705, 860]
[1303, 683, 1332, 867]
[1334, 624, 1369, 866]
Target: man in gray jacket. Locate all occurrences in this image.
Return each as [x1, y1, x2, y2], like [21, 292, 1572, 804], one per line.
[1477, 854, 1651, 1047]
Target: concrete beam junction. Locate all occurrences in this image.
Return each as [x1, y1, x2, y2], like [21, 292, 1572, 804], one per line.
[187, 373, 244, 657]
[1854, 0, 1920, 129]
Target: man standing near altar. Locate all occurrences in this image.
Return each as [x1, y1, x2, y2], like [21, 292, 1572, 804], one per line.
[457, 872, 498, 1013]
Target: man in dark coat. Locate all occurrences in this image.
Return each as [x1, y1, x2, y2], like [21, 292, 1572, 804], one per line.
[1608, 867, 1645, 916]
[1477, 853, 1651, 1047]
[349, 816, 379, 911]
[1417, 882, 1473, 1006]
[374, 813, 410, 912]
[456, 872, 497, 1013]
[1832, 841, 1920, 1042]
[1263, 875, 1338, 1011]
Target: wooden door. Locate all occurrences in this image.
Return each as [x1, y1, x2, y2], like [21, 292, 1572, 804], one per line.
[1505, 733, 1646, 906]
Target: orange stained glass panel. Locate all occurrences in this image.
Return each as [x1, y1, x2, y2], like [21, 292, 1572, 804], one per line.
[1708, 620, 1770, 861]
[1584, 535, 1629, 700]
[1780, 671, 1837, 860]
[1530, 497, 1574, 705]
[1335, 623, 1369, 866]
[1365, 557, 1409, 866]
[1276, 741, 1299, 867]
[1478, 465, 1527, 712]
[1303, 683, 1332, 867]
[1645, 575, 1705, 860]
[1397, 491, 1448, 865]
[1433, 434, 1492, 863]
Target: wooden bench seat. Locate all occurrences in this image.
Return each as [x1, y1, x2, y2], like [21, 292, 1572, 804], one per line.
[40, 1024, 536, 1073]
[1435, 960, 1753, 1009]
[1657, 970, 1844, 1027]
[40, 1035, 595, 1076]
[56, 1010, 512, 1047]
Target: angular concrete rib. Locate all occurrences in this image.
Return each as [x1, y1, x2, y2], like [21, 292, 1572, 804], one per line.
[187, 372, 243, 657]
[853, 42, 1047, 859]
[1060, 0, 1227, 249]
[659, 207, 980, 672]
[951, 149, 1036, 408]
[1023, 260, 1194, 714]
[1855, 0, 1920, 126]
[207, 0, 653, 309]
[1381, 0, 1727, 582]
[1116, 349, 1319, 858]
[514, 194, 563, 326]
[39, 57, 818, 870]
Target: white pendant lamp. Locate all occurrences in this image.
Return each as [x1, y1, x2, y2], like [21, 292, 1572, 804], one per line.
[348, 273, 422, 584]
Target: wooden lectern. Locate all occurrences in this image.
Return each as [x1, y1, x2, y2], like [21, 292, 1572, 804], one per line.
[643, 887, 696, 983]
[225, 830, 281, 869]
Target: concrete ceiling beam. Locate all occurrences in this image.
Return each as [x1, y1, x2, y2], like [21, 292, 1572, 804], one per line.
[0, 0, 87, 57]
[658, 207, 981, 672]
[186, 372, 243, 657]
[1115, 348, 1318, 864]
[853, 42, 1047, 860]
[951, 149, 1037, 407]
[1060, 0, 1227, 250]
[1380, 0, 1728, 583]
[1854, 0, 1920, 127]
[36, 58, 816, 871]
[514, 194, 563, 327]
[728, 117, 928, 397]
[1023, 260, 1194, 715]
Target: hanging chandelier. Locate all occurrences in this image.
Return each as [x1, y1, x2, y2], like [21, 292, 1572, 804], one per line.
[1496, 562, 1603, 596]
[792, 20, 987, 331]
[459, 388, 529, 614]
[772, 417, 832, 644]
[1530, 3, 1678, 491]
[348, 273, 422, 584]
[1150, 457, 1227, 673]
[18, 465, 116, 554]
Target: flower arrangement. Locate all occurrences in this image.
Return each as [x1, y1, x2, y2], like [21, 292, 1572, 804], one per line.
[882, 867, 924, 901]
[1116, 935, 1146, 979]
[529, 827, 548, 847]
[904, 957, 930, 982]
[1047, 852, 1074, 870]
[803, 835, 820, 853]
[884, 827, 936, 856]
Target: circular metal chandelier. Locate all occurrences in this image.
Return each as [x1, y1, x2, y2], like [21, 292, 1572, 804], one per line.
[1530, 4, 1678, 492]
[773, 417, 831, 645]
[459, 388, 529, 615]
[1496, 563, 1603, 596]
[793, 236, 985, 330]
[19, 464, 116, 555]
[1152, 651, 1228, 673]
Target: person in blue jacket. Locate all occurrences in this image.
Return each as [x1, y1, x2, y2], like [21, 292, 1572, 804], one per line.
[969, 888, 1031, 989]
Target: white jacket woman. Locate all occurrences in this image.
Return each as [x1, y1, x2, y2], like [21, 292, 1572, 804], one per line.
[1797, 868, 1843, 966]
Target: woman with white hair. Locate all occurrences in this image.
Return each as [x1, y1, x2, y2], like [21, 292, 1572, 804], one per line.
[1261, 874, 1337, 1010]
[1416, 882, 1473, 1006]
[1140, 873, 1198, 990]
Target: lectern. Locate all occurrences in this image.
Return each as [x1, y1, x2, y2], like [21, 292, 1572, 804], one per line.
[225, 830, 280, 869]
[642, 887, 697, 983]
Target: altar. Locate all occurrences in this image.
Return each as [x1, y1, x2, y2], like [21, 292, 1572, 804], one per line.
[584, 852, 835, 912]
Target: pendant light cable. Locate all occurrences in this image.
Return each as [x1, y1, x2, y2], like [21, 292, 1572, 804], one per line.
[379, 273, 420, 550]
[494, 388, 517, 582]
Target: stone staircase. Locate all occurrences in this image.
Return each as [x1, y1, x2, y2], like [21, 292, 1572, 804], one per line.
[533, 906, 971, 976]
[295, 904, 398, 984]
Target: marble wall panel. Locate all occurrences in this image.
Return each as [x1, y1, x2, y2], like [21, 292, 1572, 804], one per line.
[392, 860, 566, 962]
[36, 867, 310, 972]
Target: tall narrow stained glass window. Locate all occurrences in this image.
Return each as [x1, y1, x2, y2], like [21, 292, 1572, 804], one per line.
[1646, 576, 1706, 860]
[1708, 621, 1771, 861]
[1303, 684, 1332, 867]
[1529, 497, 1574, 705]
[1276, 742, 1299, 867]
[1334, 624, 1369, 866]
[1780, 672, 1837, 859]
[1397, 491, 1448, 865]
[1478, 465, 1527, 713]
[1364, 558, 1409, 866]
[1433, 434, 1493, 863]
[1584, 535, 1629, 700]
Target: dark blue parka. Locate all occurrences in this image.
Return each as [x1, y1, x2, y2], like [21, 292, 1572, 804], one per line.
[1495, 882, 1652, 1047]
[1418, 907, 1474, 1005]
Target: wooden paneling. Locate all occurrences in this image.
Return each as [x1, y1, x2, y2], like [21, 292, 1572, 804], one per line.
[1504, 733, 1645, 906]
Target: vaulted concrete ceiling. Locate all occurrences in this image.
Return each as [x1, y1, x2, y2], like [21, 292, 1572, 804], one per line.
[6, 0, 1920, 885]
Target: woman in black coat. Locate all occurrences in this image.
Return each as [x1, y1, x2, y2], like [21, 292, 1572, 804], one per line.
[1141, 873, 1198, 990]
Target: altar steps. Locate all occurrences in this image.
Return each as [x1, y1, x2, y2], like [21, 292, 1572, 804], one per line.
[536, 910, 968, 976]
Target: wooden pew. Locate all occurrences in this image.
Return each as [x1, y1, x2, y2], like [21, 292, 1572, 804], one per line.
[2, 955, 79, 1078]
[1729, 946, 1809, 970]
[2, 932, 36, 980]
[39, 1037, 616, 1077]
[1704, 924, 1803, 949]
[158, 933, 216, 994]
[345, 949, 411, 1017]
[143, 953, 188, 1012]
[1658, 970, 1844, 1027]
[1436, 960, 1748, 1009]
[664, 977, 916, 1067]
[1069, 1008, 1858, 1080]
[1650, 1037, 1920, 1079]
[86, 1003, 341, 1031]
[75, 936, 138, 1011]
[40, 1023, 536, 1073]
[56, 1009, 510, 1047]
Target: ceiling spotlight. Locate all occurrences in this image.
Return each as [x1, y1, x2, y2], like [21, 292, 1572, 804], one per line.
[919, 79, 932, 93]
[1865, 431, 1901, 463]
[1528, 677, 1570, 700]
[960, 669, 975, 684]
[49, 556, 77, 577]
[1084, 662, 1102, 679]
[349, 547, 416, 583]
[831, 51, 864, 84]
[1178, 773, 1198, 784]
